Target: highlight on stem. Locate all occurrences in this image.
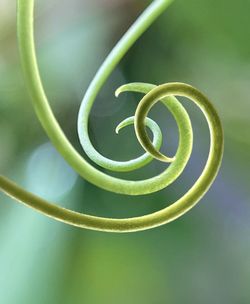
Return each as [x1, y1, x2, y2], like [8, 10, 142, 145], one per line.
[0, 0, 224, 233]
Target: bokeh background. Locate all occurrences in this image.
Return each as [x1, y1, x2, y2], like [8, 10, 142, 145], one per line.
[1, 0, 250, 303]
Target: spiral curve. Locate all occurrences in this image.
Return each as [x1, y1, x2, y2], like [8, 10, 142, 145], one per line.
[0, 0, 224, 232]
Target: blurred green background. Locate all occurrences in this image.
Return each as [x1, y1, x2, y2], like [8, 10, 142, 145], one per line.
[0, 0, 250, 303]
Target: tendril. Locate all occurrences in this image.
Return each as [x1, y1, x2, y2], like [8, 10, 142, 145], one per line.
[0, 0, 224, 233]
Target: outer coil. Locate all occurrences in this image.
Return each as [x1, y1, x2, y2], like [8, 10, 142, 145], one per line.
[0, 0, 223, 232]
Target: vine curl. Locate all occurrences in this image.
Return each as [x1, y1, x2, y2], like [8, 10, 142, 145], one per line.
[0, 0, 223, 232]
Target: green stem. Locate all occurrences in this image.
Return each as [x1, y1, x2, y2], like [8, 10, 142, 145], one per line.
[0, 0, 223, 233]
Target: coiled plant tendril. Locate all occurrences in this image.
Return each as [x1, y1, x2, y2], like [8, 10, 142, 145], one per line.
[0, 0, 224, 232]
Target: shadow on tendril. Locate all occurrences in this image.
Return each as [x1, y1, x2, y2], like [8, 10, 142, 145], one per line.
[0, 0, 223, 233]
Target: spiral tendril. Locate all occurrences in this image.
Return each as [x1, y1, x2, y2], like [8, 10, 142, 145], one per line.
[0, 0, 224, 233]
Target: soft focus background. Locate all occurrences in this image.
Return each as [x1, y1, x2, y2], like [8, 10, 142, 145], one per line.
[0, 0, 250, 303]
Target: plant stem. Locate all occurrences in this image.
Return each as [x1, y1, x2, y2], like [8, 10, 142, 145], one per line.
[0, 0, 223, 233]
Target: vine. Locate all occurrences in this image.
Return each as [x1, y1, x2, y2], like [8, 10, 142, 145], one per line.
[0, 0, 223, 232]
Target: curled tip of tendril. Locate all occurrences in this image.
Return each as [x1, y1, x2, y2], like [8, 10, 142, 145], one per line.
[0, 0, 223, 233]
[115, 83, 176, 163]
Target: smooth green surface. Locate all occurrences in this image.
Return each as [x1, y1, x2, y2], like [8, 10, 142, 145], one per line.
[0, 0, 223, 232]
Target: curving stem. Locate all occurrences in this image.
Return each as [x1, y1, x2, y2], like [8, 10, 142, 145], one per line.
[0, 0, 223, 233]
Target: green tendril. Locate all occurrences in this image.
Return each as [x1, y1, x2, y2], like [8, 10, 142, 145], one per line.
[0, 0, 224, 233]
